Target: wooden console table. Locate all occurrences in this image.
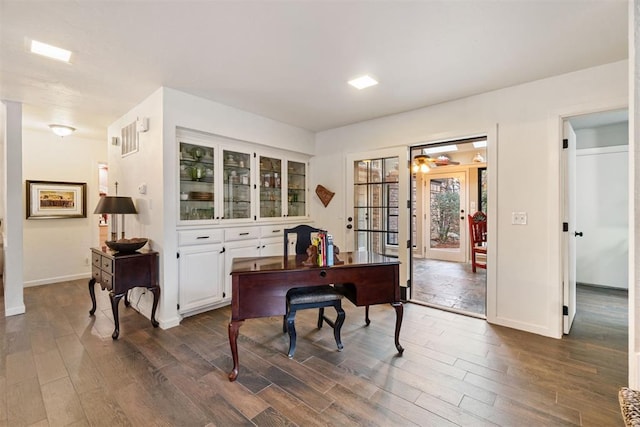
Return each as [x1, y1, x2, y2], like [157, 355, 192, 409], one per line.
[88, 247, 160, 339]
[228, 251, 403, 381]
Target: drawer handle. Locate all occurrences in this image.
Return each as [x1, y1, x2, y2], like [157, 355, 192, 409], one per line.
[272, 229, 281, 233]
[239, 232, 250, 236]
[196, 236, 210, 239]
[320, 270, 327, 277]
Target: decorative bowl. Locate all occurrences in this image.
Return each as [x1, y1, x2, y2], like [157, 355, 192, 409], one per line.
[105, 238, 148, 253]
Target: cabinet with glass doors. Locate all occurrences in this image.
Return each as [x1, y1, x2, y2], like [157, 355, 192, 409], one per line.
[179, 141, 216, 222]
[222, 149, 252, 220]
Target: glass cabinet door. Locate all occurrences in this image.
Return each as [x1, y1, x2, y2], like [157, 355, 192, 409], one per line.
[258, 155, 282, 218]
[223, 149, 252, 220]
[179, 142, 215, 221]
[287, 160, 306, 217]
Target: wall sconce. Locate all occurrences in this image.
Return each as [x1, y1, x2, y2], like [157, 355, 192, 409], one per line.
[412, 154, 432, 173]
[49, 124, 75, 137]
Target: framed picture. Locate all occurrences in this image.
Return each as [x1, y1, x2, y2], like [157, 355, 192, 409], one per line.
[26, 180, 87, 219]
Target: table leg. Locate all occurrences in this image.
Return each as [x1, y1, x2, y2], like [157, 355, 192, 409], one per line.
[88, 278, 97, 316]
[391, 302, 404, 354]
[228, 320, 244, 381]
[110, 293, 123, 340]
[149, 286, 160, 328]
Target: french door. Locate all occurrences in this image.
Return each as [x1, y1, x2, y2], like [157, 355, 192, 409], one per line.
[346, 148, 409, 288]
[423, 171, 467, 262]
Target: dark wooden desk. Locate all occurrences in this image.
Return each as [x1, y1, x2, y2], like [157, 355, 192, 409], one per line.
[88, 247, 160, 339]
[228, 251, 403, 381]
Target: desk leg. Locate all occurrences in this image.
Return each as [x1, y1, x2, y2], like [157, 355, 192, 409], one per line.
[110, 293, 123, 340]
[149, 286, 160, 328]
[228, 320, 244, 382]
[391, 302, 404, 354]
[88, 278, 97, 316]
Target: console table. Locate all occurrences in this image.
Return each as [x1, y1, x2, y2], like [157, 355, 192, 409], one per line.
[88, 247, 160, 339]
[228, 251, 403, 381]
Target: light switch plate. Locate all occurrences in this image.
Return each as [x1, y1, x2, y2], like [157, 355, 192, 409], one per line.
[512, 212, 527, 225]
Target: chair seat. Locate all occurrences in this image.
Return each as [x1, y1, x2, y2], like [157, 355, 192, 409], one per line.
[288, 286, 343, 304]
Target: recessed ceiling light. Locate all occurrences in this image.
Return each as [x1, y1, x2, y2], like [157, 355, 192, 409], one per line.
[348, 75, 378, 90]
[424, 145, 458, 155]
[49, 124, 76, 137]
[473, 140, 487, 148]
[30, 40, 72, 62]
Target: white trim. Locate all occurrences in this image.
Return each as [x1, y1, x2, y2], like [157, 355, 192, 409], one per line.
[576, 145, 628, 156]
[24, 273, 91, 287]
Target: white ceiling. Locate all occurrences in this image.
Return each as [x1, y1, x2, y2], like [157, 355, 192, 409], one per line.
[0, 1, 629, 140]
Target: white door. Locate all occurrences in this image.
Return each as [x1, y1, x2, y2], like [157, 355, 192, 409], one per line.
[562, 120, 577, 334]
[346, 147, 410, 288]
[424, 171, 467, 263]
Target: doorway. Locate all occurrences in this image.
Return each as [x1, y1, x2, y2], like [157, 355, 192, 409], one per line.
[563, 109, 629, 336]
[409, 137, 487, 317]
[98, 163, 108, 246]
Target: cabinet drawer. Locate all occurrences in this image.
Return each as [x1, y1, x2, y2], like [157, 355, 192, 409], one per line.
[91, 266, 101, 282]
[92, 252, 102, 268]
[101, 273, 113, 291]
[260, 225, 284, 238]
[179, 229, 224, 246]
[101, 256, 113, 273]
[225, 227, 259, 242]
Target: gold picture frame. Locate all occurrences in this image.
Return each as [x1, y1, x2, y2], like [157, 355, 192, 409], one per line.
[26, 180, 87, 219]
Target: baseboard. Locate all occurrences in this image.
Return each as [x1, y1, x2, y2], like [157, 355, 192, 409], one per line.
[5, 303, 26, 316]
[24, 274, 90, 287]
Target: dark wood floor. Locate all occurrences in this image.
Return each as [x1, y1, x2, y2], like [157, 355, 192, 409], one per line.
[0, 279, 627, 426]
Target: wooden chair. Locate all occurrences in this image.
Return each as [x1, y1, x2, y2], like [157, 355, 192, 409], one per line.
[468, 211, 487, 272]
[282, 225, 345, 358]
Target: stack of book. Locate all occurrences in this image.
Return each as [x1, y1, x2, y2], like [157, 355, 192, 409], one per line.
[311, 232, 334, 267]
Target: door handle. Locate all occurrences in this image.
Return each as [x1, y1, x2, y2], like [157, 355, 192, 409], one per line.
[574, 231, 583, 237]
[346, 224, 353, 229]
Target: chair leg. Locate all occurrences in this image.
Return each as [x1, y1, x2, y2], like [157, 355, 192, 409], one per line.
[365, 305, 370, 326]
[317, 307, 325, 329]
[286, 308, 297, 359]
[471, 251, 477, 273]
[334, 302, 345, 351]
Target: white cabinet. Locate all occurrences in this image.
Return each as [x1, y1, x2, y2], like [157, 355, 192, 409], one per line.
[223, 225, 285, 298]
[178, 229, 225, 315]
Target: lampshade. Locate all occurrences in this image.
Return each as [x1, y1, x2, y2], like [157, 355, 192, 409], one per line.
[94, 196, 137, 214]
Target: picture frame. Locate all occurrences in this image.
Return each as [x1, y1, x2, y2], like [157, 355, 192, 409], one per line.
[26, 180, 87, 219]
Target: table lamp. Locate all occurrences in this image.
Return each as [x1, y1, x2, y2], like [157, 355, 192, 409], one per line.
[94, 195, 137, 241]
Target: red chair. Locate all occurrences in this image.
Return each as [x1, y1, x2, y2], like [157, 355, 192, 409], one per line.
[468, 212, 487, 272]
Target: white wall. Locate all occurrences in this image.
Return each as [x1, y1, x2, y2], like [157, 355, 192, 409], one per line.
[576, 145, 628, 289]
[107, 87, 315, 329]
[576, 122, 629, 149]
[630, 0, 639, 388]
[22, 128, 107, 286]
[313, 60, 628, 339]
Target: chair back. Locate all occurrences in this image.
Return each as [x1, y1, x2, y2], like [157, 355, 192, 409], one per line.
[468, 211, 487, 247]
[284, 225, 324, 256]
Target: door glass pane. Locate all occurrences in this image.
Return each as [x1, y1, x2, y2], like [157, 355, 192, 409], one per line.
[179, 142, 215, 221]
[287, 160, 305, 216]
[369, 159, 383, 183]
[259, 156, 282, 218]
[429, 177, 461, 249]
[223, 150, 251, 219]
